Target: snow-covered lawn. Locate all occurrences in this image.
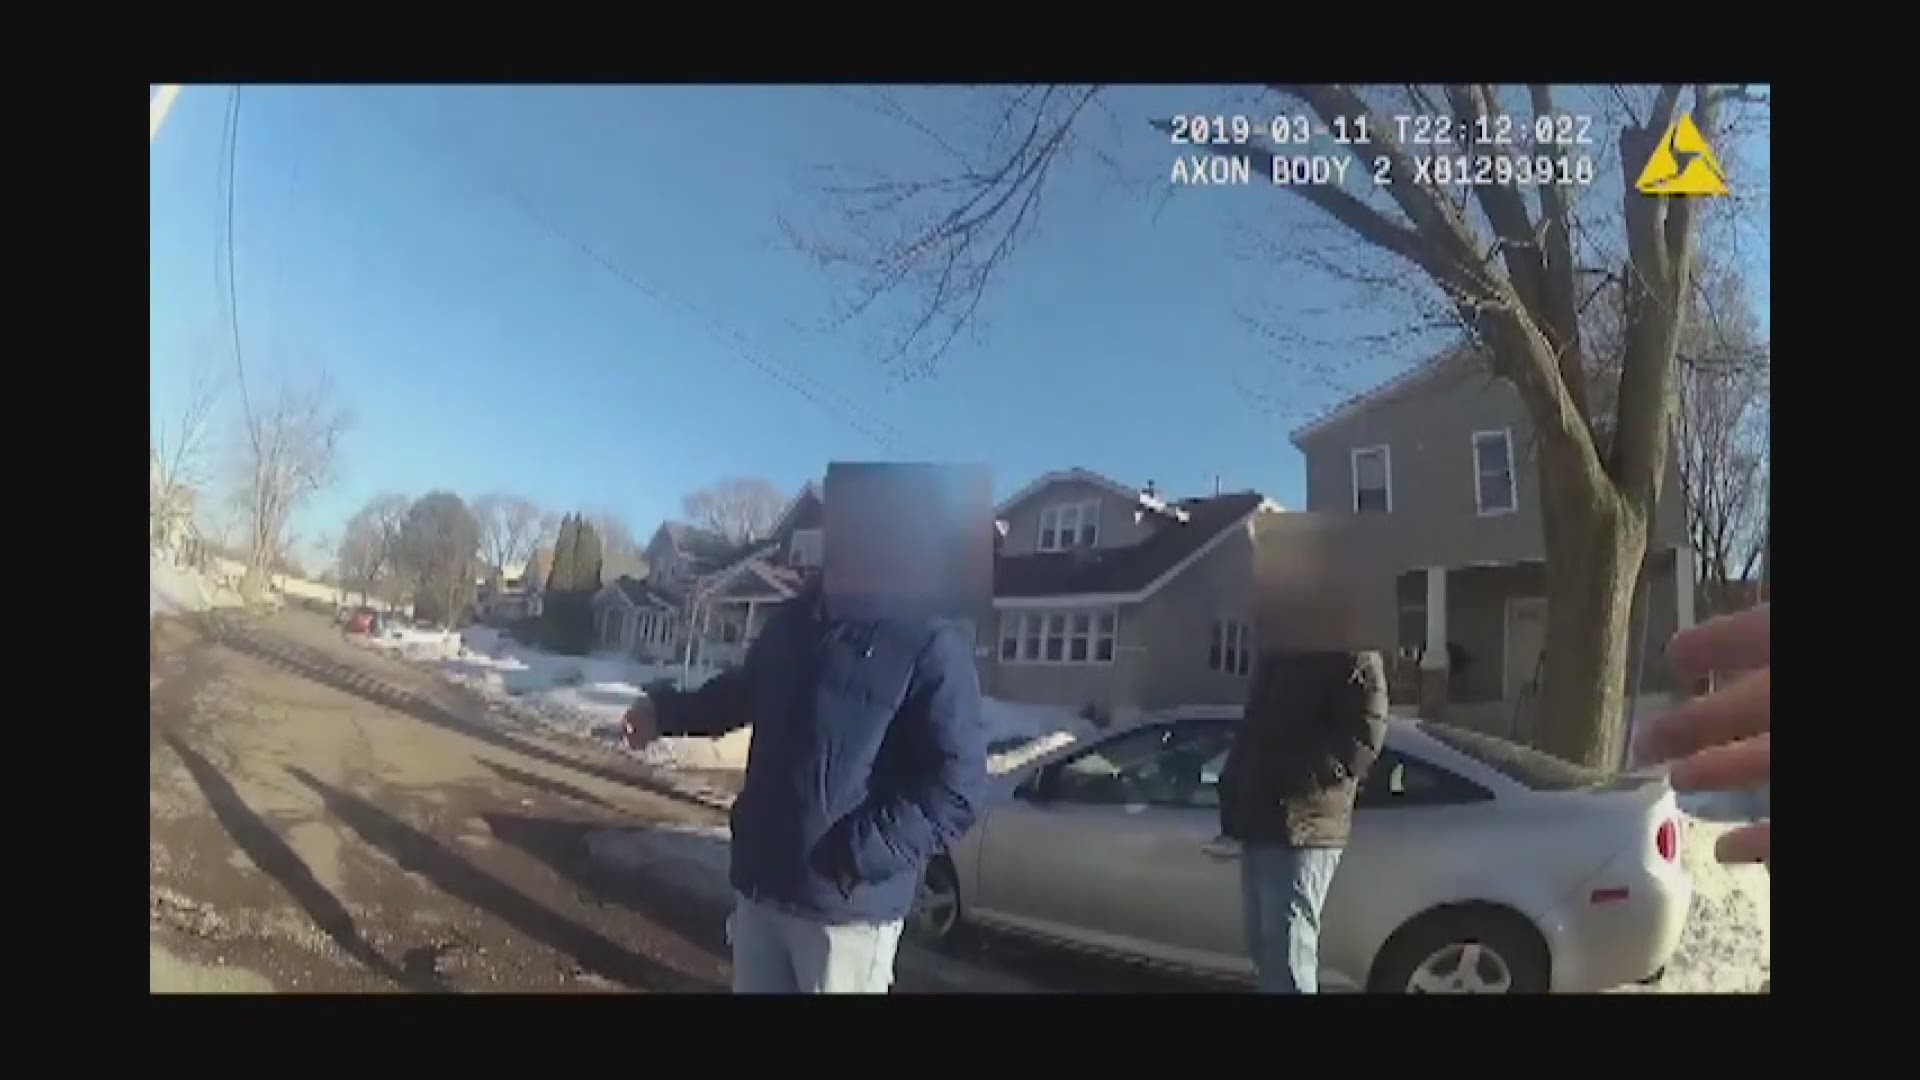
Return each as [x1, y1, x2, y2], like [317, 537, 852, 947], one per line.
[150, 562, 245, 616]
[1625, 813, 1769, 993]
[373, 623, 1099, 779]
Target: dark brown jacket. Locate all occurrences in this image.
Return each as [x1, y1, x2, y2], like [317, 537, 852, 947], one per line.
[1218, 650, 1389, 848]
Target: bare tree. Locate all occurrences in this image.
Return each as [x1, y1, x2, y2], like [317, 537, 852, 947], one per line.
[1588, 253, 1770, 618]
[682, 477, 787, 545]
[229, 376, 351, 598]
[472, 494, 548, 584]
[787, 84, 1769, 769]
[338, 493, 410, 606]
[1674, 269, 1768, 615]
[150, 364, 225, 556]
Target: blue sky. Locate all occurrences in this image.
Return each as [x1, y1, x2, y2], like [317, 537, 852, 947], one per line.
[150, 86, 1769, 569]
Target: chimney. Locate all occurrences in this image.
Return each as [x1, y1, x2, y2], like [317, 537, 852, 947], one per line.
[1142, 479, 1157, 499]
[1212, 473, 1222, 497]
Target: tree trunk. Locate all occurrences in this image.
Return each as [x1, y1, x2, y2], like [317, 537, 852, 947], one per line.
[1534, 458, 1649, 770]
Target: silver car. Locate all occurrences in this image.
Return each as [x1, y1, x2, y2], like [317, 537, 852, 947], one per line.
[913, 714, 1691, 993]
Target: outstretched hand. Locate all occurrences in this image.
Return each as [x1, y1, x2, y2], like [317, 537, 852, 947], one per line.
[1633, 604, 1769, 866]
[623, 699, 659, 750]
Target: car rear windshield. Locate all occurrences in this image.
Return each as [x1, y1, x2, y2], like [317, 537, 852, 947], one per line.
[1418, 722, 1604, 791]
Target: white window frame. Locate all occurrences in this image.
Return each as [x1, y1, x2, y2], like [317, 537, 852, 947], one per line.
[1037, 500, 1099, 552]
[1351, 445, 1393, 514]
[1472, 428, 1518, 516]
[1208, 618, 1252, 675]
[997, 607, 1118, 666]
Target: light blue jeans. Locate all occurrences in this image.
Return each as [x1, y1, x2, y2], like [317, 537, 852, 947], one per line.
[1240, 844, 1344, 993]
[727, 892, 905, 994]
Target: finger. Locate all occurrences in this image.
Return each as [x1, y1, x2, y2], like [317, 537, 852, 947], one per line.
[1669, 604, 1769, 682]
[1714, 821, 1770, 865]
[1635, 669, 1770, 764]
[1668, 733, 1769, 793]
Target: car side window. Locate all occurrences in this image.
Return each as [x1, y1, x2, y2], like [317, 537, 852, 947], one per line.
[1051, 723, 1235, 809]
[1356, 749, 1493, 808]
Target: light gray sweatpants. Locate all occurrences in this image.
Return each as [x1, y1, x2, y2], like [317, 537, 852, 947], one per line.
[726, 892, 905, 994]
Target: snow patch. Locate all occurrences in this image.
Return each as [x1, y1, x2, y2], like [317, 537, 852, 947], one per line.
[1624, 814, 1769, 994]
[150, 562, 245, 615]
[981, 699, 1096, 775]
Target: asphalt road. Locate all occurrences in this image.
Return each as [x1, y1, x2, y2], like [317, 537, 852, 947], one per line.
[149, 608, 1225, 994]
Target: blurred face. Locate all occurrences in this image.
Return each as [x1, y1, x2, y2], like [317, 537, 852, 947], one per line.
[823, 462, 991, 620]
[1252, 512, 1394, 654]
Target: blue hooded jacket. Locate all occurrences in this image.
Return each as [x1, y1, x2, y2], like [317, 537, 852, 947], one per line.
[650, 586, 987, 924]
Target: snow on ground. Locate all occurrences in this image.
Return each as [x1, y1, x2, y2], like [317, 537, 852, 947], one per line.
[379, 626, 750, 770]
[374, 622, 1101, 781]
[982, 699, 1097, 776]
[1618, 813, 1769, 994]
[149, 562, 245, 616]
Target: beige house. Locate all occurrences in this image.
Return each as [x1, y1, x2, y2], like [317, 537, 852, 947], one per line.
[1289, 346, 1693, 740]
[980, 469, 1284, 718]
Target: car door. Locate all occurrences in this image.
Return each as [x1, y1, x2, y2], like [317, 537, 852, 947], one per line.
[976, 722, 1246, 974]
[1318, 742, 1498, 989]
[974, 724, 1178, 941]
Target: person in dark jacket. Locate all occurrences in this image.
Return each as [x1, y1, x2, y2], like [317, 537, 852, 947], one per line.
[624, 531, 987, 993]
[1219, 512, 1391, 993]
[1218, 649, 1388, 992]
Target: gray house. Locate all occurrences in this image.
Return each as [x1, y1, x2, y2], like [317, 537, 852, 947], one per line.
[593, 485, 825, 671]
[981, 469, 1284, 718]
[1289, 346, 1694, 739]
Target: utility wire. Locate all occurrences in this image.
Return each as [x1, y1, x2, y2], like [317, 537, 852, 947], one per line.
[220, 85, 257, 445]
[363, 99, 916, 457]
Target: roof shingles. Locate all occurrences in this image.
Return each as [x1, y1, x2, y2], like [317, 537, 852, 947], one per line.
[994, 491, 1264, 599]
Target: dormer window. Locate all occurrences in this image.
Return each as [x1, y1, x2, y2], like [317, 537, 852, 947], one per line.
[1038, 501, 1098, 552]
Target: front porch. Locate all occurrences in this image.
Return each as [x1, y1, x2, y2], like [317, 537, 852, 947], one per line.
[1392, 547, 1695, 745]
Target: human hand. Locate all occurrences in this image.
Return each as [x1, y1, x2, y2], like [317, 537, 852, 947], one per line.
[622, 699, 659, 750]
[1633, 604, 1769, 865]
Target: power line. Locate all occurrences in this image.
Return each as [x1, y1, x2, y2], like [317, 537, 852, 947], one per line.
[219, 85, 257, 442]
[362, 99, 915, 457]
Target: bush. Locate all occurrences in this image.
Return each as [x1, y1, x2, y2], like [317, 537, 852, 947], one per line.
[1079, 701, 1113, 730]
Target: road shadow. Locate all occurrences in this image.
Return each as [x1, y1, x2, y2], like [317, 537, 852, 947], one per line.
[215, 624, 721, 814]
[477, 758, 615, 810]
[482, 813, 735, 963]
[287, 767, 719, 992]
[161, 735, 432, 991]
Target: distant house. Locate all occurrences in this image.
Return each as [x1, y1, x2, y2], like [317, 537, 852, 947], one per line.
[980, 468, 1283, 717]
[589, 574, 681, 658]
[591, 484, 826, 672]
[1289, 345, 1693, 739]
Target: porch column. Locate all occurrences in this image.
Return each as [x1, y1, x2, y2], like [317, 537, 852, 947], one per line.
[743, 600, 757, 645]
[1675, 546, 1697, 630]
[1420, 567, 1450, 718]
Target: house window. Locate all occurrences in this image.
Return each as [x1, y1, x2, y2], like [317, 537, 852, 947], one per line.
[1352, 446, 1392, 513]
[789, 528, 824, 569]
[1209, 618, 1252, 675]
[1038, 501, 1098, 552]
[1473, 429, 1517, 514]
[998, 608, 1118, 665]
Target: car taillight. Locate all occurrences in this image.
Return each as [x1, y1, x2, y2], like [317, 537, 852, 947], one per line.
[1656, 819, 1678, 862]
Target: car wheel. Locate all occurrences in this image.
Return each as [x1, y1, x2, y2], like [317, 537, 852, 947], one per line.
[908, 857, 965, 949]
[1369, 906, 1549, 994]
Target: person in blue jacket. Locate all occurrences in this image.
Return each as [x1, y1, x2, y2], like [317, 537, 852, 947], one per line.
[622, 574, 987, 993]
